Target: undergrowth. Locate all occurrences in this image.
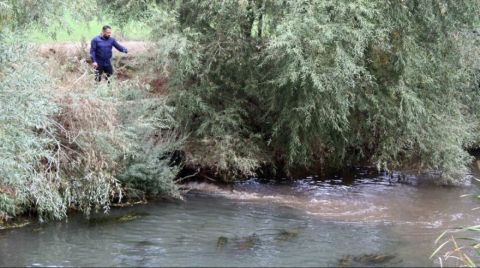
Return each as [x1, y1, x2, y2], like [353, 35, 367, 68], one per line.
[0, 34, 181, 222]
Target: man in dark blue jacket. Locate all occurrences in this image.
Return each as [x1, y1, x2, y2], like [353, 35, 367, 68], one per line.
[90, 25, 128, 82]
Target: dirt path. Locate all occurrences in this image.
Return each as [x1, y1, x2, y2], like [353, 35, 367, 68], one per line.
[37, 41, 167, 94]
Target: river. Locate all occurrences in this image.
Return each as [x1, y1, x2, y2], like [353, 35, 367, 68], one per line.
[0, 168, 479, 267]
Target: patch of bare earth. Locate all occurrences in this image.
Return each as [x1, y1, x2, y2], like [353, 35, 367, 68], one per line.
[35, 41, 168, 96]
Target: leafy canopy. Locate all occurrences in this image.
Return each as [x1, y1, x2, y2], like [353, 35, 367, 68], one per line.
[143, 0, 480, 183]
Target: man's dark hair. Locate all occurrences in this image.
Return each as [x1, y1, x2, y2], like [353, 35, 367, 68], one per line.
[102, 25, 111, 31]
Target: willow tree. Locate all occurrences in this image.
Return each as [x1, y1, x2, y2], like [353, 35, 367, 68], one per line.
[263, 1, 480, 183]
[138, 0, 480, 183]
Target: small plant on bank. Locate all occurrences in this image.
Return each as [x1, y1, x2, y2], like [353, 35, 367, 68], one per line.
[431, 183, 480, 267]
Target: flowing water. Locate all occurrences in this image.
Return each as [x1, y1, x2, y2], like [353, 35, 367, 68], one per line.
[1, 168, 479, 267]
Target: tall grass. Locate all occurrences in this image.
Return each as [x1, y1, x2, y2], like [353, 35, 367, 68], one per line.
[431, 182, 480, 267]
[431, 226, 480, 267]
[0, 33, 64, 221]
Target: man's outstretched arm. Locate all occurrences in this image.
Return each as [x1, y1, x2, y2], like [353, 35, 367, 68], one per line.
[112, 39, 128, 53]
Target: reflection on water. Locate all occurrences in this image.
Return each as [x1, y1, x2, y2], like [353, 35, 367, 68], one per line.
[0, 169, 479, 267]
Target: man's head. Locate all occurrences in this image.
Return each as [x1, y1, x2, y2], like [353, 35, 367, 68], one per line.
[101, 25, 112, 39]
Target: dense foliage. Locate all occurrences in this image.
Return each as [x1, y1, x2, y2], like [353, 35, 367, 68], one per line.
[0, 0, 96, 31]
[148, 0, 480, 183]
[0, 42, 181, 221]
[0, 35, 64, 220]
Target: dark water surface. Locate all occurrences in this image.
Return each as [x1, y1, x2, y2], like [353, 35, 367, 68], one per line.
[1, 169, 479, 267]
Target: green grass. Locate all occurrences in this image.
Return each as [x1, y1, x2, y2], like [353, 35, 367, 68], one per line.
[27, 12, 150, 43]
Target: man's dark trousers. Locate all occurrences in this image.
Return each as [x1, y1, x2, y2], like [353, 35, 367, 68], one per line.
[95, 65, 113, 82]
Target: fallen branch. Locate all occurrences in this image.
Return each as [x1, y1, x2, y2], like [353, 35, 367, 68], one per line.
[175, 168, 200, 183]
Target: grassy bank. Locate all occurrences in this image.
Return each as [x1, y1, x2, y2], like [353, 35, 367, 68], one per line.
[0, 36, 180, 223]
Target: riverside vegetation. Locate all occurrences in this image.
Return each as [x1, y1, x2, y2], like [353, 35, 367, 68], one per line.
[1, 0, 181, 222]
[1, 0, 480, 264]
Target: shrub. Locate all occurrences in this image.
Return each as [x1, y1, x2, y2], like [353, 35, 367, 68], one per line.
[0, 33, 65, 221]
[54, 73, 183, 214]
[1, 33, 183, 221]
